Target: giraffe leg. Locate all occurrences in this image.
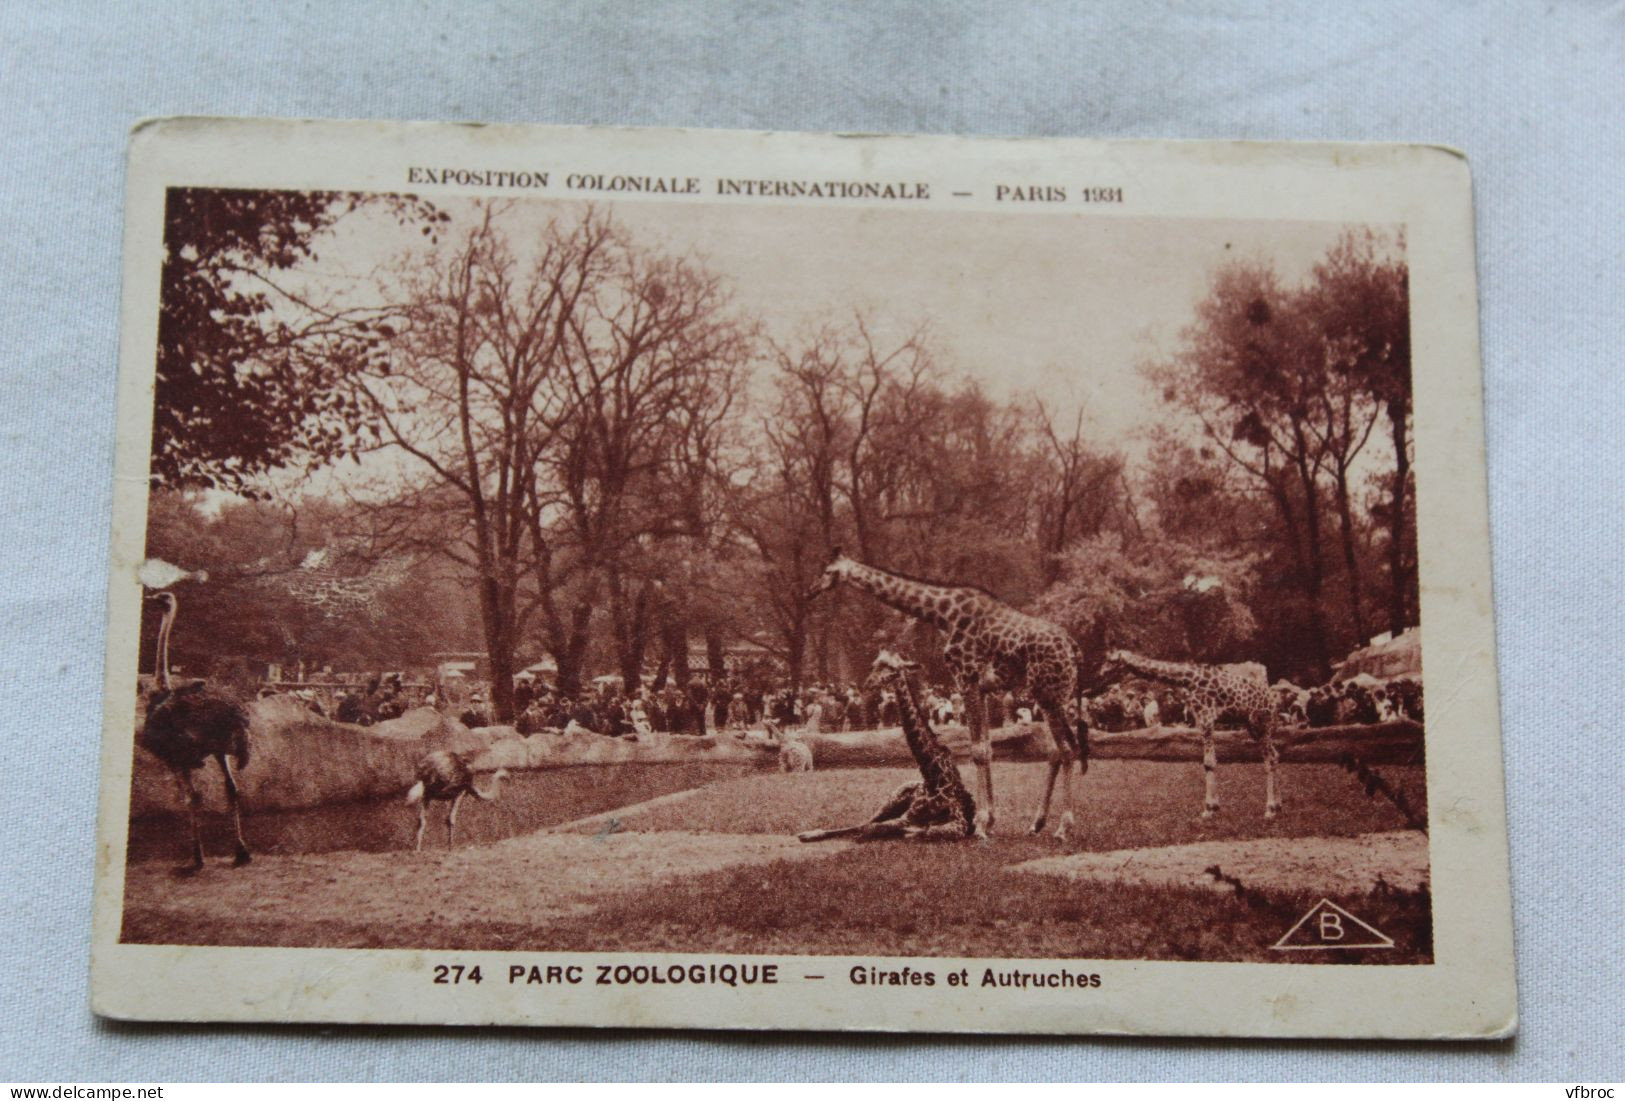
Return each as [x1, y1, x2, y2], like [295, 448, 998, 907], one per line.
[798, 824, 870, 843]
[870, 782, 922, 823]
[172, 768, 204, 876]
[447, 791, 465, 846]
[1200, 721, 1220, 819]
[799, 783, 919, 842]
[1261, 722, 1282, 818]
[952, 669, 994, 837]
[217, 753, 250, 866]
[1033, 698, 1078, 840]
[1031, 751, 1061, 836]
[852, 819, 911, 843]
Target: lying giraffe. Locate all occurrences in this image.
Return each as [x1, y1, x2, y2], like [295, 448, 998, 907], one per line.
[798, 649, 976, 843]
[1098, 650, 1282, 819]
[808, 549, 1087, 838]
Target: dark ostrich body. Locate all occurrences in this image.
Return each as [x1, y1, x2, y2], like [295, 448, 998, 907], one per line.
[137, 591, 252, 872]
[140, 684, 251, 773]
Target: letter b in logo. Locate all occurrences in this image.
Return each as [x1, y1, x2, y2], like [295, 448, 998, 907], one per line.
[1272, 900, 1394, 951]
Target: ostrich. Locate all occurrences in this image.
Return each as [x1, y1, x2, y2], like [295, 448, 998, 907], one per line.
[136, 590, 253, 874]
[405, 750, 510, 850]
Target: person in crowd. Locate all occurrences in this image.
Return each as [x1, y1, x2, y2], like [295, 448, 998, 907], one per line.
[602, 694, 628, 737]
[546, 697, 572, 730]
[336, 689, 366, 725]
[516, 700, 546, 736]
[570, 696, 599, 734]
[803, 693, 823, 735]
[689, 679, 710, 737]
[630, 696, 653, 737]
[824, 691, 846, 731]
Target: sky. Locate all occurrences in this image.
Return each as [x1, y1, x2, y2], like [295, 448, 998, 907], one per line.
[242, 193, 1386, 503]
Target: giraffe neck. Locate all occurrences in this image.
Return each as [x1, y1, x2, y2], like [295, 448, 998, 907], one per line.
[1117, 651, 1202, 687]
[837, 561, 961, 630]
[890, 668, 950, 776]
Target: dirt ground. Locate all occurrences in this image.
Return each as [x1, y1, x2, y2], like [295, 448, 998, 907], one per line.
[121, 829, 845, 949]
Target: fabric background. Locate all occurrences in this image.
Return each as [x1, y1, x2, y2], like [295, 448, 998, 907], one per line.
[2, 0, 1619, 1082]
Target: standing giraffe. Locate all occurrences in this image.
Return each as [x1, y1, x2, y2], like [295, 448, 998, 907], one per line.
[1098, 650, 1282, 818]
[799, 649, 976, 842]
[807, 550, 1087, 839]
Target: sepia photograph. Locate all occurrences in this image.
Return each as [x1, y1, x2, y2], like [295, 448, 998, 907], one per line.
[90, 120, 1511, 1037]
[119, 187, 1429, 964]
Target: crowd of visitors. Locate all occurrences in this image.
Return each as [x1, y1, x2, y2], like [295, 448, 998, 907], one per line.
[483, 675, 1048, 740]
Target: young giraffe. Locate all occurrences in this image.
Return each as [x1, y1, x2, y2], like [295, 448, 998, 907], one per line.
[1098, 650, 1282, 819]
[798, 649, 976, 842]
[807, 549, 1088, 839]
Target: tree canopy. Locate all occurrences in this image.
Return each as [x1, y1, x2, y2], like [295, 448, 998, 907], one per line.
[144, 195, 1414, 700]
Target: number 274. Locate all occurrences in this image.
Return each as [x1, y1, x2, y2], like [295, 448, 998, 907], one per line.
[433, 964, 483, 984]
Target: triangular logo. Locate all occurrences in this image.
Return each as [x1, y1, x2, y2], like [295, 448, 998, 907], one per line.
[1270, 899, 1394, 951]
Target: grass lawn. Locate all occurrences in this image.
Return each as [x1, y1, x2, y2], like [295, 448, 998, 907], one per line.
[565, 758, 1426, 849]
[542, 759, 1431, 962]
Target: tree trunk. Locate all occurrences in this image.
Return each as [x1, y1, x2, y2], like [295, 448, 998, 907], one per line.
[670, 615, 692, 687]
[478, 574, 517, 722]
[1333, 465, 1368, 644]
[614, 579, 653, 692]
[550, 598, 593, 698]
[1285, 450, 1332, 681]
[705, 625, 725, 680]
[786, 622, 806, 695]
[1387, 405, 1412, 634]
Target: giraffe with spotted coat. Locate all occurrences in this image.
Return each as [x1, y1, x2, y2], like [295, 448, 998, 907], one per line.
[798, 649, 977, 843]
[806, 549, 1088, 839]
[1097, 649, 1283, 819]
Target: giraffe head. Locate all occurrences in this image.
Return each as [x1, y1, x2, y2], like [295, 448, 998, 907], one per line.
[863, 648, 919, 692]
[805, 546, 855, 600]
[1091, 649, 1132, 690]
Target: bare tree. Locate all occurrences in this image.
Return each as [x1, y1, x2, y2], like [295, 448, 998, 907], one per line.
[536, 240, 752, 693]
[1030, 400, 1126, 585]
[354, 202, 611, 719]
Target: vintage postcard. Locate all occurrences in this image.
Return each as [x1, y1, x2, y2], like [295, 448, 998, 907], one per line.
[91, 118, 1514, 1038]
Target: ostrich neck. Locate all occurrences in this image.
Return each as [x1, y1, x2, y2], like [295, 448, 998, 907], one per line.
[839, 562, 957, 629]
[1118, 652, 1199, 687]
[473, 775, 504, 801]
[155, 600, 175, 691]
